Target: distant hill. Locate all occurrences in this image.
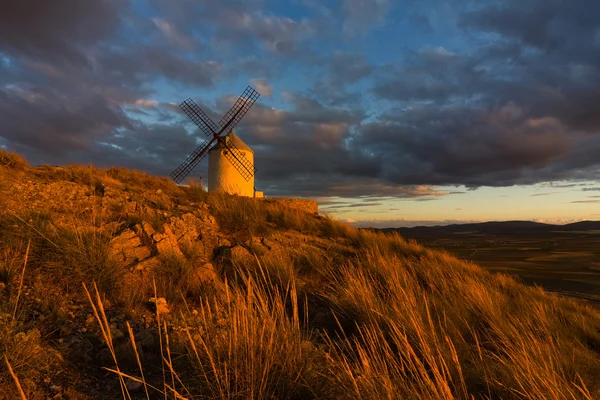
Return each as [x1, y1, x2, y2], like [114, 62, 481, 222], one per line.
[381, 220, 600, 238]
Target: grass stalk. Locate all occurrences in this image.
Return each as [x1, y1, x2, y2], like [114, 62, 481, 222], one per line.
[4, 356, 27, 400]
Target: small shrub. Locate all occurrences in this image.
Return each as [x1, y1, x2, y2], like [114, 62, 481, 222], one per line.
[151, 251, 208, 303]
[54, 230, 123, 296]
[208, 193, 271, 240]
[184, 185, 209, 203]
[0, 150, 28, 170]
[16, 215, 127, 297]
[0, 243, 25, 286]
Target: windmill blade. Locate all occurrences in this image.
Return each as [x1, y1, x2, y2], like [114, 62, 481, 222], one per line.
[218, 86, 260, 133]
[221, 138, 255, 181]
[170, 137, 217, 183]
[179, 98, 219, 137]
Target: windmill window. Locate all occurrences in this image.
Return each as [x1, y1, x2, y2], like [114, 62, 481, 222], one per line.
[223, 150, 229, 155]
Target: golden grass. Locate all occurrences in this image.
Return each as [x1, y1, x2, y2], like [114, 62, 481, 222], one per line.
[79, 227, 600, 399]
[0, 150, 28, 170]
[1, 159, 600, 398]
[207, 192, 352, 241]
[80, 225, 600, 399]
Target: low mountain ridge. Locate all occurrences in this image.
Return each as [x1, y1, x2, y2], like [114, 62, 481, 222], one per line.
[384, 220, 600, 237]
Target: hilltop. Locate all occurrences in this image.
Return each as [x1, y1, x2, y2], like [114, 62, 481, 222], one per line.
[1, 150, 600, 400]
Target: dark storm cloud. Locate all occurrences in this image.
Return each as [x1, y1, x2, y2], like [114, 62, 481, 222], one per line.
[309, 52, 374, 106]
[373, 47, 482, 103]
[0, 86, 130, 155]
[461, 0, 600, 57]
[150, 0, 319, 58]
[207, 93, 447, 197]
[349, 104, 576, 187]
[98, 48, 222, 88]
[0, 0, 225, 164]
[341, 0, 391, 34]
[367, 0, 600, 188]
[2, 0, 600, 200]
[0, 0, 122, 65]
[100, 123, 203, 174]
[329, 52, 374, 85]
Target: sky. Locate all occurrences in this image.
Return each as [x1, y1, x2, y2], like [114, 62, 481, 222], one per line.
[1, 0, 600, 227]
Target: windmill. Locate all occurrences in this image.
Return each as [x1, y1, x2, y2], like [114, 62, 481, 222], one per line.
[171, 86, 261, 197]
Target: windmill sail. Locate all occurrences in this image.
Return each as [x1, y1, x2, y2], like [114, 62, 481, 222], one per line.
[218, 86, 260, 132]
[221, 137, 255, 181]
[170, 138, 216, 183]
[171, 86, 260, 183]
[179, 99, 220, 137]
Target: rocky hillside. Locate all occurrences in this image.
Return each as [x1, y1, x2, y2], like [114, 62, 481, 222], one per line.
[1, 150, 600, 400]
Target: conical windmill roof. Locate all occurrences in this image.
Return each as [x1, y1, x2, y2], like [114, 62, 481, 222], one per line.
[209, 131, 253, 153]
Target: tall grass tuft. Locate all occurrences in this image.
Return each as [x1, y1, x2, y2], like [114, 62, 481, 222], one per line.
[0, 150, 28, 170]
[179, 265, 334, 399]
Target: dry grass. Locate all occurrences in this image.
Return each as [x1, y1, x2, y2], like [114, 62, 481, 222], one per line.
[84, 226, 600, 399]
[106, 167, 182, 196]
[1, 210, 125, 298]
[0, 150, 28, 170]
[1, 159, 600, 399]
[208, 192, 352, 241]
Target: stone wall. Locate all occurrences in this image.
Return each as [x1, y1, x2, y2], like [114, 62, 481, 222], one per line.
[260, 197, 319, 214]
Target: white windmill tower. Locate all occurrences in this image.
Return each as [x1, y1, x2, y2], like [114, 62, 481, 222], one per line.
[207, 131, 255, 196]
[170, 86, 263, 198]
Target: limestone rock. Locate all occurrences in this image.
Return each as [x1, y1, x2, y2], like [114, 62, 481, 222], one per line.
[148, 297, 170, 315]
[230, 245, 255, 265]
[134, 257, 160, 271]
[171, 213, 202, 243]
[194, 262, 219, 284]
[154, 225, 183, 257]
[110, 229, 151, 266]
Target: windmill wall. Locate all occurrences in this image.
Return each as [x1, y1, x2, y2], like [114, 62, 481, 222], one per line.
[208, 148, 255, 197]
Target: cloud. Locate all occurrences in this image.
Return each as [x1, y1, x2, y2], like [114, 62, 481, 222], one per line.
[153, 1, 319, 58]
[366, 0, 600, 187]
[98, 48, 223, 88]
[570, 200, 600, 204]
[0, 85, 130, 156]
[2, 0, 600, 202]
[0, 0, 121, 65]
[152, 17, 197, 50]
[133, 99, 159, 108]
[342, 0, 391, 35]
[251, 78, 273, 97]
[322, 202, 382, 210]
[329, 52, 373, 84]
[530, 192, 557, 197]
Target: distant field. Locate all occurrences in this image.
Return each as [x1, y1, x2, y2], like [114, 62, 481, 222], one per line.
[391, 223, 600, 308]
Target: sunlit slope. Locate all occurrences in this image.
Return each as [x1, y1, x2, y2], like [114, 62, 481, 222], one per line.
[1, 150, 599, 400]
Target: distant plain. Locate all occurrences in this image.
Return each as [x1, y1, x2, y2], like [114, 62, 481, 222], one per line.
[389, 222, 600, 308]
